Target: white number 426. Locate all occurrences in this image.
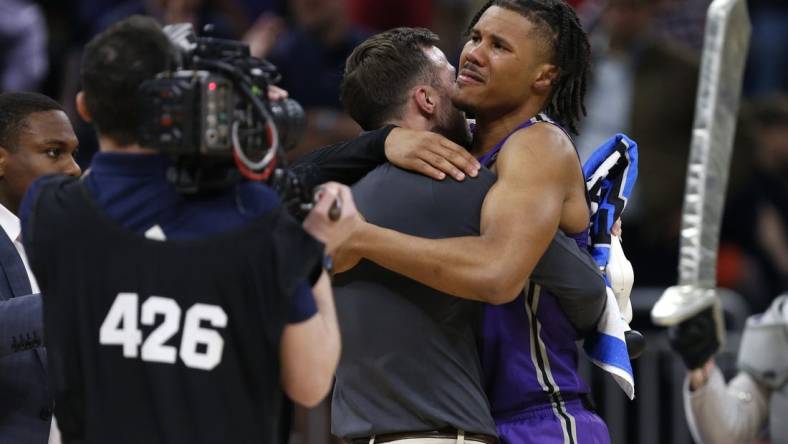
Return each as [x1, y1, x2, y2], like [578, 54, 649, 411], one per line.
[99, 292, 228, 371]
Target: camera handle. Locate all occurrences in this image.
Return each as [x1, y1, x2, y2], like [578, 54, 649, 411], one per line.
[312, 186, 342, 221]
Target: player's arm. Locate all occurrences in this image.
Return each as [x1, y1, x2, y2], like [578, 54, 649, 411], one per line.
[344, 125, 574, 304]
[0, 293, 44, 357]
[292, 126, 395, 189]
[280, 271, 339, 407]
[292, 127, 479, 189]
[531, 232, 606, 334]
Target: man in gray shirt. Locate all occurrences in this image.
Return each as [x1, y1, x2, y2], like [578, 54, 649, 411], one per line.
[329, 28, 606, 444]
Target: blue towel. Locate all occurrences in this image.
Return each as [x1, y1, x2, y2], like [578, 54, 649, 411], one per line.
[581, 133, 639, 400]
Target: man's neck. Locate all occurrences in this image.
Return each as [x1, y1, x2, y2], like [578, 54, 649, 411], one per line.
[98, 136, 158, 154]
[0, 193, 18, 218]
[470, 100, 545, 157]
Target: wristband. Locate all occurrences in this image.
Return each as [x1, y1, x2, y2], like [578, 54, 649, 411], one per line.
[323, 254, 334, 277]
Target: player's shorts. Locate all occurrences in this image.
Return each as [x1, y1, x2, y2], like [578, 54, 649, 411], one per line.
[495, 398, 610, 444]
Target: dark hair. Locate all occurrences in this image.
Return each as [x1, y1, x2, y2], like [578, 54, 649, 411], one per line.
[0, 92, 65, 151]
[341, 27, 440, 131]
[81, 15, 175, 146]
[466, 0, 590, 134]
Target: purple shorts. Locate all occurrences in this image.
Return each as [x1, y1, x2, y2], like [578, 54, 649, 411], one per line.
[495, 399, 610, 444]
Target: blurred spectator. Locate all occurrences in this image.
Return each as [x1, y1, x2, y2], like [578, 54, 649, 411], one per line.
[0, 0, 48, 92]
[430, 0, 474, 64]
[55, 0, 258, 169]
[575, 0, 700, 286]
[744, 0, 788, 97]
[249, 0, 365, 159]
[78, 0, 126, 41]
[347, 0, 432, 32]
[720, 96, 788, 312]
[578, 0, 755, 288]
[91, 0, 244, 39]
[244, 13, 288, 61]
[652, 0, 710, 52]
[237, 0, 284, 22]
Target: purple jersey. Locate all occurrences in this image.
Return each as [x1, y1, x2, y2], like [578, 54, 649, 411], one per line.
[480, 247, 590, 416]
[477, 114, 609, 444]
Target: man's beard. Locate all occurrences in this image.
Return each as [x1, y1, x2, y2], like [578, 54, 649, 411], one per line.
[432, 105, 472, 149]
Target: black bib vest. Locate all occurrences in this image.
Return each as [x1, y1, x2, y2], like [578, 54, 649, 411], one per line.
[24, 177, 322, 444]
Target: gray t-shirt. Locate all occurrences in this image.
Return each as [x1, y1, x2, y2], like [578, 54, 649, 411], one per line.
[331, 161, 606, 439]
[332, 163, 498, 438]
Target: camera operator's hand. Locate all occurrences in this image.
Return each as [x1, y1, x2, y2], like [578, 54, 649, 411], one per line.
[667, 306, 722, 370]
[385, 128, 480, 182]
[267, 85, 288, 101]
[302, 182, 362, 255]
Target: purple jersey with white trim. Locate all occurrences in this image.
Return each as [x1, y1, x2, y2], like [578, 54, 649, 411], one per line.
[480, 249, 590, 418]
[477, 114, 591, 418]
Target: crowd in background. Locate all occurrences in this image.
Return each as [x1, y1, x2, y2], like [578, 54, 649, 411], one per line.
[0, 0, 786, 329]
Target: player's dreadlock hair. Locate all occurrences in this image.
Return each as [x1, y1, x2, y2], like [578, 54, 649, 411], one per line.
[466, 0, 590, 134]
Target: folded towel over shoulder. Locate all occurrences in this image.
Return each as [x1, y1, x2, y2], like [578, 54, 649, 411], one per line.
[581, 133, 639, 400]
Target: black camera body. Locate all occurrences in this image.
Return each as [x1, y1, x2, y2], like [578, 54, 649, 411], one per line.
[136, 24, 307, 197]
[139, 70, 235, 158]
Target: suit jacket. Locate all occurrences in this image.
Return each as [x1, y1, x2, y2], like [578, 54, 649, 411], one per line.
[0, 227, 51, 443]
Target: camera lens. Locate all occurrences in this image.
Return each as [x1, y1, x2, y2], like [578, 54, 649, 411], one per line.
[269, 99, 305, 152]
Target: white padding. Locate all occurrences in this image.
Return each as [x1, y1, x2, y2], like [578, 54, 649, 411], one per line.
[607, 235, 634, 323]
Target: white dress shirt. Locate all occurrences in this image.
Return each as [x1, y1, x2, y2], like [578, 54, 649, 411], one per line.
[0, 202, 39, 293]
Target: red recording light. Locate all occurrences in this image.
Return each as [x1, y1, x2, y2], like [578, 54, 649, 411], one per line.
[208, 82, 217, 91]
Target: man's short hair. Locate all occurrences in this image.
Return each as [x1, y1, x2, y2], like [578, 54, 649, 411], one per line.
[0, 92, 64, 151]
[81, 15, 175, 147]
[341, 27, 440, 131]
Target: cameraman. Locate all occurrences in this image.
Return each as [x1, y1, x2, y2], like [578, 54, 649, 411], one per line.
[20, 15, 359, 444]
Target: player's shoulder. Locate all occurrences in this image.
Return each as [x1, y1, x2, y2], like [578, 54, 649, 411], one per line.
[352, 163, 429, 208]
[356, 162, 429, 190]
[501, 120, 577, 165]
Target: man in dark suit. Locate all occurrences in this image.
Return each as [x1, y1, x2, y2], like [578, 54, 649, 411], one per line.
[0, 92, 81, 443]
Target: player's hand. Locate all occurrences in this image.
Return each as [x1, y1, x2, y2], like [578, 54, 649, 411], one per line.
[612, 218, 623, 237]
[384, 128, 480, 181]
[667, 306, 721, 370]
[302, 182, 362, 255]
